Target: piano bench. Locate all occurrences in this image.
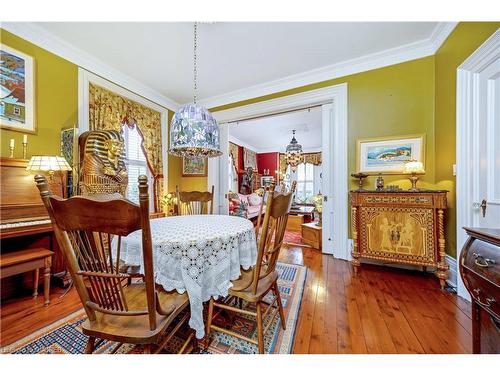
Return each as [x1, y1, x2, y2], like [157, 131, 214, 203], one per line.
[0, 248, 54, 306]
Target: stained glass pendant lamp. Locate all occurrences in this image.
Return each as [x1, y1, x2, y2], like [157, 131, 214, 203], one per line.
[285, 130, 303, 172]
[169, 23, 222, 158]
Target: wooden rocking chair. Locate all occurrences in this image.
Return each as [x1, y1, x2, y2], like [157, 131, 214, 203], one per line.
[35, 175, 195, 354]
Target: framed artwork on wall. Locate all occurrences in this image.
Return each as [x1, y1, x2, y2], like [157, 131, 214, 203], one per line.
[0, 45, 36, 134]
[60, 127, 77, 165]
[182, 157, 207, 177]
[356, 134, 425, 174]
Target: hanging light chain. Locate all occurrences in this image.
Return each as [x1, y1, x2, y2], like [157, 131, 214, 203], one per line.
[193, 22, 198, 104]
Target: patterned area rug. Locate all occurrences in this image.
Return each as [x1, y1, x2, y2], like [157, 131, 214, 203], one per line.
[1, 262, 306, 354]
[283, 230, 307, 247]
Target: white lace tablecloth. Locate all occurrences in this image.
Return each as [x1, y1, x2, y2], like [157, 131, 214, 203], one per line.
[113, 215, 257, 338]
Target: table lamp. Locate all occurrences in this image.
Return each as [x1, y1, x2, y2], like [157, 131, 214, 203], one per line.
[312, 192, 323, 227]
[26, 155, 72, 180]
[403, 160, 425, 191]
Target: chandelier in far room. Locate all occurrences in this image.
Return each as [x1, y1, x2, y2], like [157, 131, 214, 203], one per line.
[169, 23, 222, 159]
[285, 130, 303, 172]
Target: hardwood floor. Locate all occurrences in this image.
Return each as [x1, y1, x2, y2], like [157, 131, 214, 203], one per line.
[0, 245, 472, 353]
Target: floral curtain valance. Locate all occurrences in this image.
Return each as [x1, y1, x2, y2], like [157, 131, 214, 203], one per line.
[229, 142, 240, 170]
[279, 152, 322, 176]
[243, 147, 257, 171]
[89, 83, 163, 178]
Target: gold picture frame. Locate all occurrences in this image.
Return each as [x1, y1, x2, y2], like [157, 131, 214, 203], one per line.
[182, 157, 207, 177]
[356, 134, 426, 175]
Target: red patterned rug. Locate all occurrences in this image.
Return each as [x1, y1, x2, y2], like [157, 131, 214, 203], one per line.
[283, 230, 307, 247]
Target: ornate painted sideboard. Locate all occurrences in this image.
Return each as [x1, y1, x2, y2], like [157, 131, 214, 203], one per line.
[350, 190, 449, 289]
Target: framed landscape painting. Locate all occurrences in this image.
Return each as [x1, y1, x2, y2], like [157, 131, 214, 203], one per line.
[0, 45, 36, 133]
[356, 134, 425, 174]
[182, 157, 207, 177]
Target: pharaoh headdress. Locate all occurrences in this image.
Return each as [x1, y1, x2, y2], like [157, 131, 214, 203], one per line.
[79, 130, 128, 196]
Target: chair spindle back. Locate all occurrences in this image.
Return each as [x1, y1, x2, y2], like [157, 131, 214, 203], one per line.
[176, 185, 214, 215]
[35, 174, 159, 331]
[252, 181, 296, 295]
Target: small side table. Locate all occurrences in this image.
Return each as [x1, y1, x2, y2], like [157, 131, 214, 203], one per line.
[0, 248, 53, 305]
[301, 222, 322, 250]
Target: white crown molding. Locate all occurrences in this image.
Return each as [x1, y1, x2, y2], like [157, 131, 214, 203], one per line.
[1, 22, 180, 111]
[429, 22, 459, 52]
[199, 22, 458, 109]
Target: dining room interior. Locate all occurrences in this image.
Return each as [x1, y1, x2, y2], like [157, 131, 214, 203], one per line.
[0, 2, 499, 371]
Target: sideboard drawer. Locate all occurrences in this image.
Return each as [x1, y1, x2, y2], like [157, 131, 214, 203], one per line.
[462, 268, 500, 318]
[463, 239, 500, 284]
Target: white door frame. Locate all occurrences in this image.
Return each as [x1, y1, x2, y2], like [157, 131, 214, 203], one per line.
[456, 29, 500, 300]
[208, 84, 349, 260]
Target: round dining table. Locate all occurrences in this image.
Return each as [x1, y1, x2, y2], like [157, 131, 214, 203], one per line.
[114, 214, 258, 339]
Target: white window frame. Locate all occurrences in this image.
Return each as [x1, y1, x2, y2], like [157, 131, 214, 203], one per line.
[296, 163, 314, 203]
[78, 69, 169, 210]
[122, 125, 154, 210]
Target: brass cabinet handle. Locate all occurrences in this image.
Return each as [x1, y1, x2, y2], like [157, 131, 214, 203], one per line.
[477, 297, 496, 309]
[473, 288, 496, 308]
[472, 252, 496, 268]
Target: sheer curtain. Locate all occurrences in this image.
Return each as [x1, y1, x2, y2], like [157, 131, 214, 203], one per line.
[228, 154, 238, 192]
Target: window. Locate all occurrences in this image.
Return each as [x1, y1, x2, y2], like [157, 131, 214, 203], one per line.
[122, 125, 153, 209]
[284, 162, 322, 203]
[296, 163, 314, 203]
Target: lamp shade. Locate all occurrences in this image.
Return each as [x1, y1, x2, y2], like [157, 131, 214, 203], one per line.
[403, 160, 425, 174]
[169, 103, 222, 158]
[26, 155, 72, 173]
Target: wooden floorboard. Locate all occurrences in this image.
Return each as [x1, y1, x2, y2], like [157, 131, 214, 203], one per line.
[0, 245, 472, 353]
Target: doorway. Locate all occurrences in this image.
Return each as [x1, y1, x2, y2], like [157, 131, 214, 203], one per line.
[207, 84, 349, 259]
[456, 30, 500, 300]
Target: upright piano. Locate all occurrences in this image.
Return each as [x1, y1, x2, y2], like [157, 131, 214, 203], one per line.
[0, 157, 68, 299]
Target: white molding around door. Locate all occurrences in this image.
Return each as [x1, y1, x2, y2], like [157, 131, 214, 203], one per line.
[78, 68, 169, 198]
[208, 84, 349, 260]
[456, 29, 500, 300]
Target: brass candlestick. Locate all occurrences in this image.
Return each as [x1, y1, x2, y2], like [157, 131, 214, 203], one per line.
[22, 142, 27, 159]
[9, 145, 14, 158]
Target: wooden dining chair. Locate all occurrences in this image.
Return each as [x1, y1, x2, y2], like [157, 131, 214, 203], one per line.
[35, 174, 195, 354]
[205, 182, 295, 354]
[176, 185, 214, 215]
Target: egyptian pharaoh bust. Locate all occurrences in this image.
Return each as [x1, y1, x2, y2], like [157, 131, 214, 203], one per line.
[79, 130, 128, 196]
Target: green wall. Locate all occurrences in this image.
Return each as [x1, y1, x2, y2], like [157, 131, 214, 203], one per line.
[3, 23, 499, 255]
[204, 22, 500, 257]
[211, 56, 437, 194]
[434, 22, 500, 257]
[0, 29, 78, 159]
[1, 29, 179, 206]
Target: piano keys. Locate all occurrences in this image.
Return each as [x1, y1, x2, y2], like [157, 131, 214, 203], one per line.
[0, 157, 68, 299]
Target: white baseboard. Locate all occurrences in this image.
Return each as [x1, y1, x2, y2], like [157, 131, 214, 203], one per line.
[445, 255, 458, 289]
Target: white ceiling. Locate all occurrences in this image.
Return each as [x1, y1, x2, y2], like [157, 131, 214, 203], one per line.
[33, 22, 440, 105]
[229, 106, 322, 153]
